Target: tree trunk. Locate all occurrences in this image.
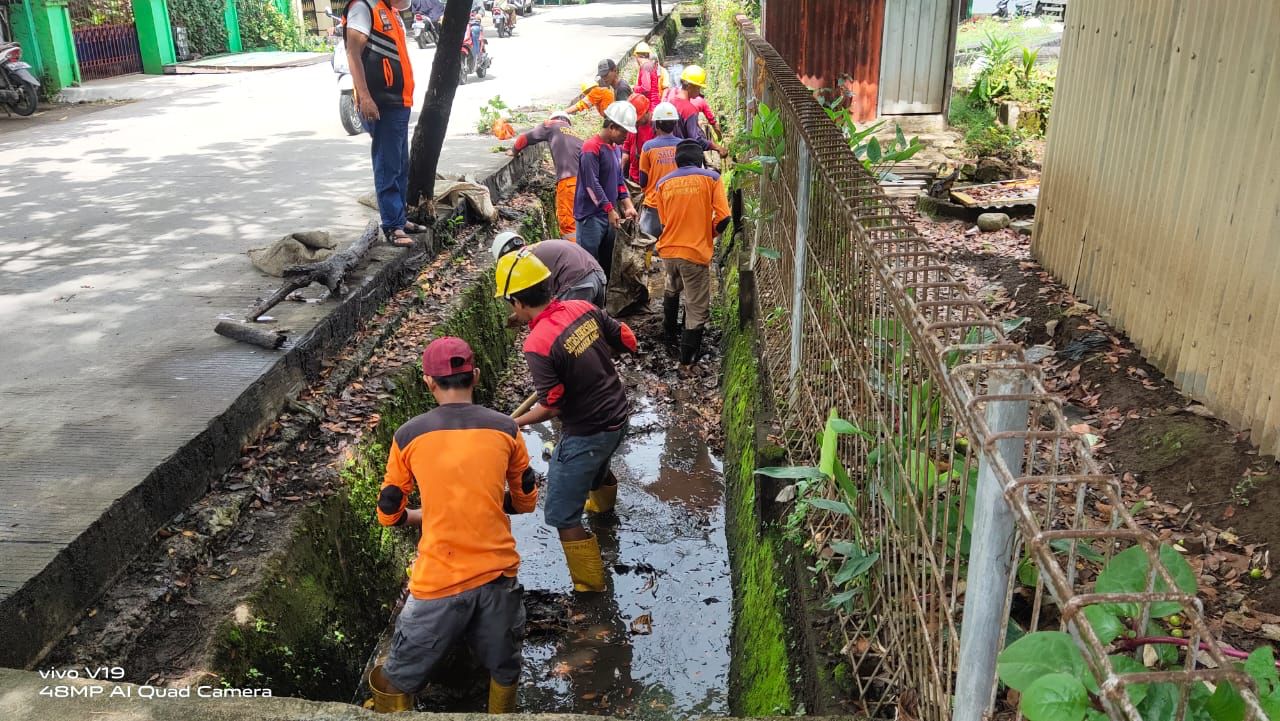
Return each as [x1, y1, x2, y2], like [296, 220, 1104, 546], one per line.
[406, 0, 475, 219]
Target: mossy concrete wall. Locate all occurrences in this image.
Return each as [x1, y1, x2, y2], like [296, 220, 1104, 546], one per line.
[211, 273, 515, 700]
[720, 260, 795, 716]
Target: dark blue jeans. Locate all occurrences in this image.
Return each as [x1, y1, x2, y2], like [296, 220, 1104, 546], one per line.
[364, 104, 411, 235]
[544, 422, 628, 529]
[575, 214, 615, 281]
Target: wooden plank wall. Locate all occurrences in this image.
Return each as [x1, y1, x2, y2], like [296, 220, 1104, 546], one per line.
[1034, 0, 1280, 454]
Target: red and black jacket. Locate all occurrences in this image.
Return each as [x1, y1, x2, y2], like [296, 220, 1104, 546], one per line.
[523, 300, 637, 436]
[346, 0, 415, 109]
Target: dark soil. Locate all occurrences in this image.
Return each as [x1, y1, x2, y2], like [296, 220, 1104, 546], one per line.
[906, 198, 1280, 648]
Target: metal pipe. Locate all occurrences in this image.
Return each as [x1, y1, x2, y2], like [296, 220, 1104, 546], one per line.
[788, 138, 810, 395]
[954, 367, 1028, 721]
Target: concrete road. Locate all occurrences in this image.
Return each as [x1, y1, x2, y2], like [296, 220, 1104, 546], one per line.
[0, 0, 654, 663]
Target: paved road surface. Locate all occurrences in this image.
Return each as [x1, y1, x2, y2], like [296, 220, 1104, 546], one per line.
[0, 0, 654, 659]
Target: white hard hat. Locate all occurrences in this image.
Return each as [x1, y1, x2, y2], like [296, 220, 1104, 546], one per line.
[549, 110, 571, 123]
[490, 231, 525, 261]
[603, 100, 638, 133]
[652, 101, 679, 122]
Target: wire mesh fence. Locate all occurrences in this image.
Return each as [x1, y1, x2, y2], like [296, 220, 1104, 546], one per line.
[731, 15, 1268, 721]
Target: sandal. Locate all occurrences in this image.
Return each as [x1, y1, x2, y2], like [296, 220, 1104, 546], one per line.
[403, 221, 428, 233]
[387, 229, 415, 247]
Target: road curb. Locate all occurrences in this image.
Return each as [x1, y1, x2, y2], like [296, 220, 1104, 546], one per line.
[0, 148, 543, 669]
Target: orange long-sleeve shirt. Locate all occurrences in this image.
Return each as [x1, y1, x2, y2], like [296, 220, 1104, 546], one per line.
[570, 85, 615, 117]
[377, 402, 536, 600]
[655, 166, 731, 266]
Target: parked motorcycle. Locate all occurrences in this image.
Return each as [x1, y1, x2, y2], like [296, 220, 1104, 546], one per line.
[513, 0, 533, 15]
[325, 10, 363, 136]
[410, 13, 439, 49]
[0, 41, 40, 117]
[459, 12, 491, 84]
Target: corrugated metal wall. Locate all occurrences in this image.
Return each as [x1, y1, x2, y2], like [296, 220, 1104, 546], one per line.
[1034, 0, 1280, 454]
[878, 0, 953, 113]
[763, 0, 886, 121]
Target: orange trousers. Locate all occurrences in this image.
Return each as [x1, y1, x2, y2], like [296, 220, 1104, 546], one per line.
[556, 177, 577, 241]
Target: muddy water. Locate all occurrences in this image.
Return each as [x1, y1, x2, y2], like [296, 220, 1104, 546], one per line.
[509, 395, 731, 717]
[360, 388, 732, 717]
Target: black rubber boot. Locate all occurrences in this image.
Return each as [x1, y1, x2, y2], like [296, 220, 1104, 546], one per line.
[662, 295, 681, 346]
[679, 327, 705, 366]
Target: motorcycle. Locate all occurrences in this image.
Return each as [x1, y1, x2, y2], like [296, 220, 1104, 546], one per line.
[325, 10, 363, 136]
[459, 11, 491, 84]
[0, 41, 40, 117]
[410, 13, 439, 49]
[492, 5, 511, 38]
[513, 0, 533, 16]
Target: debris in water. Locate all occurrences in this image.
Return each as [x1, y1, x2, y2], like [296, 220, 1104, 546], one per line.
[629, 613, 653, 635]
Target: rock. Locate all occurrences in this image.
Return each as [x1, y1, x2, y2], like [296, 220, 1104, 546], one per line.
[1012, 219, 1035, 235]
[973, 157, 1013, 183]
[977, 212, 1011, 232]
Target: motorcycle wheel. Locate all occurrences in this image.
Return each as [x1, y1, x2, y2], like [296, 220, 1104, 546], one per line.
[416, 31, 428, 49]
[477, 63, 487, 78]
[339, 90, 363, 135]
[8, 83, 38, 117]
[459, 57, 469, 85]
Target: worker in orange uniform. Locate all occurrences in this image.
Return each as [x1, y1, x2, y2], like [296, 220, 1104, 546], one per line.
[655, 140, 730, 369]
[369, 337, 538, 714]
[567, 59, 632, 117]
[495, 250, 638, 593]
[509, 111, 584, 240]
[637, 101, 682, 241]
[620, 94, 654, 185]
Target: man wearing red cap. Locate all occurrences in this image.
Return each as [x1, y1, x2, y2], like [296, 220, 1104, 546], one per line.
[371, 336, 538, 713]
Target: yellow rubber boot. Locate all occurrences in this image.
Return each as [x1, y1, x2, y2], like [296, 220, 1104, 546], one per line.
[584, 481, 618, 514]
[561, 536, 607, 592]
[488, 678, 517, 714]
[367, 664, 412, 713]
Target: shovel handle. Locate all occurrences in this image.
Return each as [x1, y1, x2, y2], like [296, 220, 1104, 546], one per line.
[510, 391, 538, 418]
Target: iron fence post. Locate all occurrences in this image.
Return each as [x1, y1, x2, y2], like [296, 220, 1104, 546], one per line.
[788, 139, 811, 397]
[954, 368, 1028, 721]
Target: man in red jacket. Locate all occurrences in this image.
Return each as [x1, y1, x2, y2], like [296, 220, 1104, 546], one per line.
[621, 94, 655, 185]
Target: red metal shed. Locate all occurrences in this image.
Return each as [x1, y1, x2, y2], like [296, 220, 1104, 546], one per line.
[762, 0, 960, 122]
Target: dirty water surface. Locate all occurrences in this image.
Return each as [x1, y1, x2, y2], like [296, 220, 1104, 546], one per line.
[367, 361, 733, 719]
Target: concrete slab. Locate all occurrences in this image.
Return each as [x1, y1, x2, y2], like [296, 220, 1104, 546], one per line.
[0, 667, 857, 721]
[166, 52, 331, 74]
[0, 0, 657, 667]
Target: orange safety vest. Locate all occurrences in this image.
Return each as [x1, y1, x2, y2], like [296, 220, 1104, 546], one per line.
[345, 0, 414, 108]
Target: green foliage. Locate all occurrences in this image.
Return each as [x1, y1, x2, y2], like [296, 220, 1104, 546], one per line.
[731, 101, 785, 183]
[237, 0, 307, 51]
[169, 0, 229, 56]
[997, 543, 1280, 721]
[477, 95, 516, 134]
[966, 124, 1032, 165]
[818, 97, 923, 179]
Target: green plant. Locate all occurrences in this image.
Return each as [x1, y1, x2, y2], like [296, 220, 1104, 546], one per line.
[237, 0, 305, 51]
[477, 95, 525, 134]
[757, 410, 879, 613]
[1020, 47, 1040, 84]
[732, 101, 785, 183]
[997, 544, 1280, 721]
[965, 124, 1032, 164]
[169, 0, 230, 56]
[817, 97, 923, 180]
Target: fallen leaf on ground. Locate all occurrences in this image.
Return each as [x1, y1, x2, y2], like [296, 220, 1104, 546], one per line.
[630, 613, 653, 635]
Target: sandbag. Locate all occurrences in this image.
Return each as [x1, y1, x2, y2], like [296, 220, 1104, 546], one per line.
[247, 231, 337, 277]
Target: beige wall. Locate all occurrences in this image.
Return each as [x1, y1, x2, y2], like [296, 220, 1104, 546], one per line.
[1034, 0, 1280, 454]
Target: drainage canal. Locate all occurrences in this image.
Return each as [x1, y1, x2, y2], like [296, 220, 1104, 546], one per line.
[352, 310, 732, 716]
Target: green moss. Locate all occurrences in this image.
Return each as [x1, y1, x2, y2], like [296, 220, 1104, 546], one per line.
[721, 262, 795, 715]
[212, 270, 516, 699]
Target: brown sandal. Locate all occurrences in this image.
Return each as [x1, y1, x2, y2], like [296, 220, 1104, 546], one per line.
[387, 229, 415, 247]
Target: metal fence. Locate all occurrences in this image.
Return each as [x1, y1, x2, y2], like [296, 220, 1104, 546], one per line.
[732, 15, 1266, 721]
[68, 0, 141, 80]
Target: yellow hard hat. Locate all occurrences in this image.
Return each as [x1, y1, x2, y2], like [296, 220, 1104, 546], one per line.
[494, 248, 551, 298]
[680, 64, 707, 87]
[634, 41, 653, 56]
[581, 80, 594, 94]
